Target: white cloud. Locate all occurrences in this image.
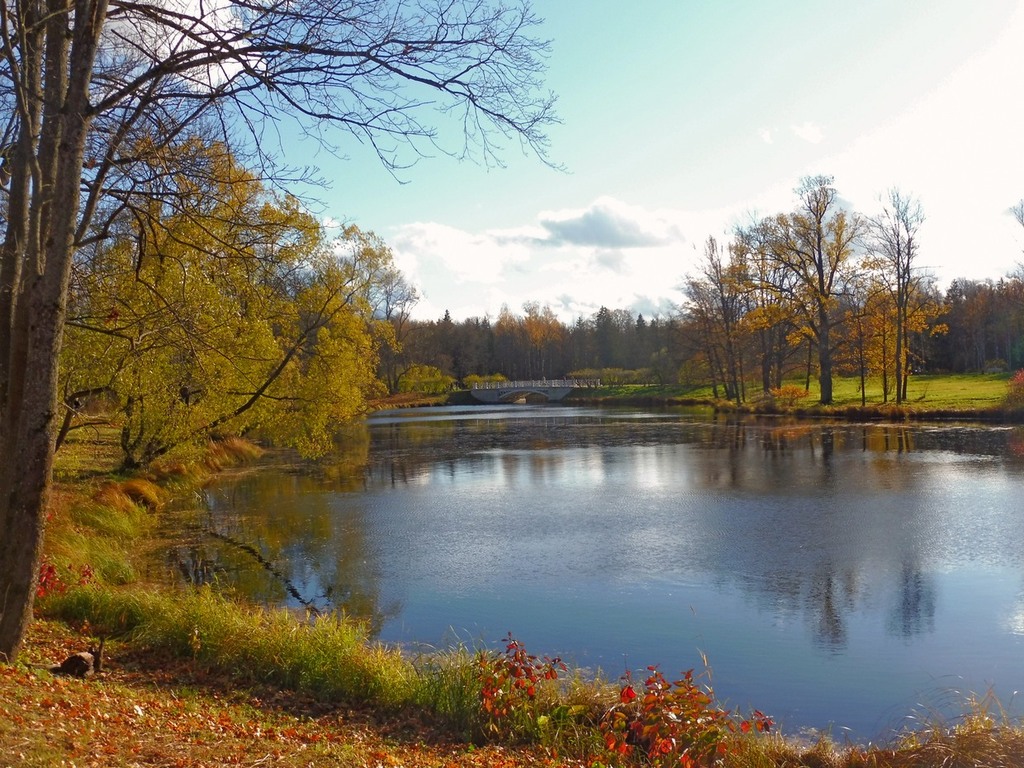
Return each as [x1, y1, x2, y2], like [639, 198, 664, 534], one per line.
[389, 197, 706, 323]
[593, 248, 627, 272]
[390, 221, 531, 287]
[758, 127, 774, 144]
[536, 197, 684, 248]
[790, 121, 824, 144]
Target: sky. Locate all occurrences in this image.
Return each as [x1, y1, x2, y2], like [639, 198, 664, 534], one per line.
[295, 0, 1024, 323]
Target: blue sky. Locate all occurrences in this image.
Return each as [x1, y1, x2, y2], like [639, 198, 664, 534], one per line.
[301, 1, 1024, 322]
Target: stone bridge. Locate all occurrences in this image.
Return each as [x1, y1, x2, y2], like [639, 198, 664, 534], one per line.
[469, 379, 600, 404]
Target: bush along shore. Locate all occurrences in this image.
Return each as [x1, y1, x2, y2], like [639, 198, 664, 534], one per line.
[5, 421, 1024, 766]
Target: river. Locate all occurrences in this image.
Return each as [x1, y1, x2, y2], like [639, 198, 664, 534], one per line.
[162, 405, 1024, 741]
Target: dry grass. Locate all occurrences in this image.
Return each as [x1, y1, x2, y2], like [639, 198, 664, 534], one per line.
[93, 477, 166, 513]
[198, 435, 265, 472]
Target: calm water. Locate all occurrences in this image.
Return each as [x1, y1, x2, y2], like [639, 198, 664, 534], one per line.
[165, 406, 1024, 741]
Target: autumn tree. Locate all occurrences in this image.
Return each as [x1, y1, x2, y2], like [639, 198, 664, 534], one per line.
[0, 0, 556, 661]
[682, 237, 749, 403]
[373, 264, 420, 394]
[521, 301, 566, 378]
[732, 222, 801, 392]
[63, 150, 395, 466]
[755, 175, 862, 404]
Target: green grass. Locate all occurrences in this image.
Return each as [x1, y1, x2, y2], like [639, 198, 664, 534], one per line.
[808, 372, 1011, 411]
[41, 582, 616, 753]
[43, 586, 418, 709]
[565, 373, 1015, 415]
[566, 382, 717, 402]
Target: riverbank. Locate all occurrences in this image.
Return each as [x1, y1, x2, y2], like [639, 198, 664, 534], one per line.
[5, 416, 1024, 766]
[1, 618, 558, 767]
[415, 373, 1022, 423]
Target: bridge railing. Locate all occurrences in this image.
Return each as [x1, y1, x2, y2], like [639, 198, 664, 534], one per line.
[470, 379, 602, 390]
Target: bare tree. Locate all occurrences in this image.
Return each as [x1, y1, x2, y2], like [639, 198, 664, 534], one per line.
[682, 236, 746, 404]
[373, 261, 420, 393]
[0, 0, 557, 661]
[867, 189, 925, 403]
[1013, 199, 1024, 280]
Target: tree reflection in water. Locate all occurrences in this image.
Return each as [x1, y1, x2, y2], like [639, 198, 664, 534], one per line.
[159, 424, 401, 634]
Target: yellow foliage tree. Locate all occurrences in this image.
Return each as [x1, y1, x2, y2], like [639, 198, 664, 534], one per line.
[62, 146, 390, 466]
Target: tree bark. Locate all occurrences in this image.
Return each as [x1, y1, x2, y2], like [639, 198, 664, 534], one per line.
[0, 0, 108, 661]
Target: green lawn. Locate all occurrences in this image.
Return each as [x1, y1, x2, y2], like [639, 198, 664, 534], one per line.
[570, 373, 1014, 413]
[808, 372, 1011, 410]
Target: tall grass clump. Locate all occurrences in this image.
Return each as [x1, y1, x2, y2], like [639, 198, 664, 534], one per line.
[43, 585, 417, 709]
[881, 693, 1024, 768]
[94, 477, 166, 511]
[68, 494, 152, 542]
[202, 436, 264, 472]
[48, 529, 139, 586]
[39, 585, 155, 635]
[412, 645, 486, 738]
[42, 479, 161, 587]
[133, 588, 417, 708]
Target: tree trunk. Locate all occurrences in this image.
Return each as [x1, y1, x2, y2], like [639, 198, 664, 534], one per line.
[0, 0, 108, 661]
[818, 312, 833, 405]
[895, 294, 905, 405]
[0, 280, 64, 660]
[804, 342, 813, 393]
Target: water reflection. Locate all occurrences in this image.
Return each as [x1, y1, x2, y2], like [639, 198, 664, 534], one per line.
[161, 407, 1024, 740]
[888, 563, 936, 638]
[160, 431, 401, 633]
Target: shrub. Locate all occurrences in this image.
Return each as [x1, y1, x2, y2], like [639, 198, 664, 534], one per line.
[36, 558, 93, 599]
[400, 363, 455, 394]
[464, 373, 508, 388]
[477, 633, 567, 742]
[769, 385, 811, 408]
[598, 666, 772, 767]
[1005, 369, 1024, 409]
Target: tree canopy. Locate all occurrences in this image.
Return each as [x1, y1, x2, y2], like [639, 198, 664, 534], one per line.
[63, 144, 395, 466]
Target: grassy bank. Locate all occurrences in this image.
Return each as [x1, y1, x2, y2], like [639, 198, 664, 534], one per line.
[4, 418, 1024, 766]
[381, 373, 1018, 419]
[563, 373, 1021, 420]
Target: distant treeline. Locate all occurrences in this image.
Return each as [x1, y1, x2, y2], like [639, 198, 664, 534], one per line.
[383, 274, 1023, 399]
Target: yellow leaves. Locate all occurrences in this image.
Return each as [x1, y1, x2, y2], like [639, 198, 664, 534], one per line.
[62, 141, 398, 466]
